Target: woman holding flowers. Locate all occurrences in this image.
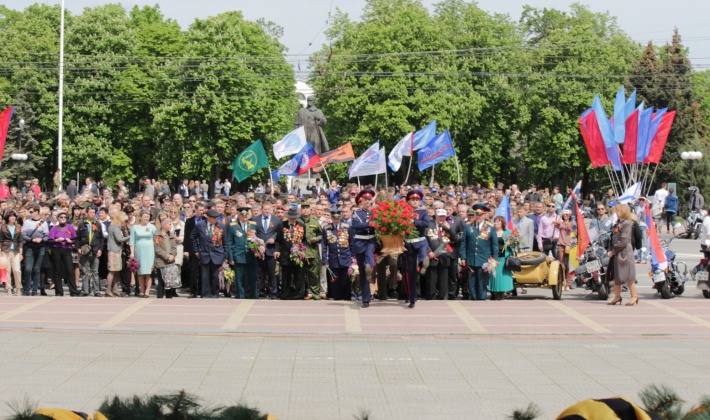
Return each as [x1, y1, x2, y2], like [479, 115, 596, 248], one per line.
[491, 216, 514, 300]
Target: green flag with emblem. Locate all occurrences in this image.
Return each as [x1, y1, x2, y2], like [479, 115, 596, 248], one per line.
[232, 139, 270, 182]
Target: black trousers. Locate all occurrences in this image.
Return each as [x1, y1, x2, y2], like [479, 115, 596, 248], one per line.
[200, 260, 220, 298]
[426, 263, 449, 300]
[258, 255, 277, 297]
[155, 268, 173, 299]
[328, 266, 351, 301]
[188, 254, 201, 296]
[52, 247, 76, 296]
[281, 265, 302, 299]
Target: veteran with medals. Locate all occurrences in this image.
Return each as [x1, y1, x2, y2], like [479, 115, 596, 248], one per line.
[299, 200, 323, 300]
[275, 206, 307, 300]
[321, 207, 352, 300]
[425, 208, 458, 300]
[460, 204, 498, 300]
[226, 206, 258, 299]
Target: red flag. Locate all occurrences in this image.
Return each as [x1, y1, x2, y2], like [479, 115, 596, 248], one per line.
[582, 111, 608, 167]
[645, 111, 676, 164]
[575, 199, 590, 259]
[0, 106, 14, 162]
[622, 109, 639, 164]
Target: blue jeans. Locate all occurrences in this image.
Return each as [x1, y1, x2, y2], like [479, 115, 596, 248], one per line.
[22, 246, 45, 293]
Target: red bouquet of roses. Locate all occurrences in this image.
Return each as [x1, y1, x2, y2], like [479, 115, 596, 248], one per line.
[369, 199, 415, 237]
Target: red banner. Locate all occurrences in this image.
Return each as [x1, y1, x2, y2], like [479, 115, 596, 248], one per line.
[0, 107, 14, 162]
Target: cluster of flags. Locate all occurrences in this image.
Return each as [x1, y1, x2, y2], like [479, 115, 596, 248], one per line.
[579, 87, 676, 171]
[233, 118, 457, 185]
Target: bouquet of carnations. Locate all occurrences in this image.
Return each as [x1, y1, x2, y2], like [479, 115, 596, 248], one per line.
[248, 236, 266, 259]
[218, 261, 233, 291]
[503, 229, 525, 252]
[290, 243, 307, 267]
[369, 199, 415, 238]
[128, 257, 140, 273]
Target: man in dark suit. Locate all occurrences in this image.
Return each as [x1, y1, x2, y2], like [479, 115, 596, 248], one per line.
[321, 207, 352, 300]
[76, 206, 105, 297]
[460, 204, 498, 300]
[254, 202, 282, 299]
[310, 178, 325, 197]
[445, 203, 465, 299]
[177, 179, 190, 199]
[425, 208, 457, 300]
[183, 204, 203, 298]
[190, 208, 227, 299]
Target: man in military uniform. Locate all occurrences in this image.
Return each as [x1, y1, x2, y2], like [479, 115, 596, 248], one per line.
[321, 207, 352, 301]
[350, 189, 376, 308]
[300, 200, 323, 300]
[460, 203, 498, 300]
[403, 190, 430, 308]
[225, 206, 258, 299]
[275, 206, 306, 300]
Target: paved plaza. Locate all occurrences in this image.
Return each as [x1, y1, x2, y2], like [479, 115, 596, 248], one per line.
[0, 236, 708, 419]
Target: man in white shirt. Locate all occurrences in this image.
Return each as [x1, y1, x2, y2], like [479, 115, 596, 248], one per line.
[653, 183, 669, 234]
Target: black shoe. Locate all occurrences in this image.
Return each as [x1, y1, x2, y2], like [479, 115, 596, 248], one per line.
[79, 292, 89, 297]
[362, 302, 369, 308]
[30, 291, 37, 296]
[69, 293, 77, 297]
[387, 290, 398, 300]
[408, 302, 415, 309]
[40, 290, 48, 296]
[94, 293, 103, 297]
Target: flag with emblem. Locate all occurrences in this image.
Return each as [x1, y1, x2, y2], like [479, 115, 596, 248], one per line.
[272, 126, 307, 160]
[232, 139, 269, 182]
[417, 129, 455, 171]
[295, 143, 321, 175]
[312, 142, 355, 172]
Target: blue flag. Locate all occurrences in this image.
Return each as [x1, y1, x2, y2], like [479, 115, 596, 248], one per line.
[624, 89, 636, 121]
[606, 144, 623, 171]
[592, 94, 614, 148]
[636, 106, 653, 162]
[271, 170, 279, 184]
[494, 194, 512, 229]
[417, 130, 455, 171]
[413, 120, 436, 151]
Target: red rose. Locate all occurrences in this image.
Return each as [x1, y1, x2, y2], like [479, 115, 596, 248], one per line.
[404, 230, 410, 235]
[380, 227, 387, 232]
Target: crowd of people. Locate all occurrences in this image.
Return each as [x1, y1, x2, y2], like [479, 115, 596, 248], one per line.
[0, 175, 706, 309]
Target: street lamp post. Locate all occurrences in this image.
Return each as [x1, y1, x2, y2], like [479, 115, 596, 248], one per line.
[11, 119, 28, 188]
[681, 151, 703, 188]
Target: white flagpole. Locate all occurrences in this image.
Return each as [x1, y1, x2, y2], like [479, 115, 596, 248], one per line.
[357, 177, 361, 189]
[268, 165, 275, 198]
[318, 162, 331, 187]
[403, 155, 413, 186]
[375, 173, 378, 190]
[429, 164, 435, 188]
[57, 0, 65, 176]
[385, 168, 388, 190]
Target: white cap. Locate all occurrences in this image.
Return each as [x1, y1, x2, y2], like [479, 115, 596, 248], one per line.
[436, 209, 447, 216]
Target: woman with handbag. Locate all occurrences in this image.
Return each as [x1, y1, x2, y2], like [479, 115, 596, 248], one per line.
[106, 211, 130, 297]
[607, 204, 639, 306]
[0, 211, 23, 296]
[491, 216, 515, 300]
[556, 210, 574, 291]
[154, 214, 178, 299]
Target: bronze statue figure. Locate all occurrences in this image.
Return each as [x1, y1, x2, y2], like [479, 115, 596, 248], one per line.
[294, 95, 329, 154]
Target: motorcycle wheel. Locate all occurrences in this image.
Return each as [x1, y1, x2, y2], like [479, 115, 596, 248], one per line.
[552, 269, 563, 300]
[597, 283, 608, 300]
[694, 228, 701, 240]
[660, 280, 672, 299]
[703, 290, 710, 299]
[673, 284, 685, 296]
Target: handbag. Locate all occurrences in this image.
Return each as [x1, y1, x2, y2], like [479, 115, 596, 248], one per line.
[80, 244, 92, 255]
[505, 255, 522, 272]
[161, 263, 182, 289]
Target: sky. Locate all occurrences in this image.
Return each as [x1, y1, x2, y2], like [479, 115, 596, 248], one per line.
[8, 0, 710, 70]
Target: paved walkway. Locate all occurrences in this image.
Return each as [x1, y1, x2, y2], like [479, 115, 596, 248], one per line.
[2, 286, 710, 335]
[1, 332, 709, 419]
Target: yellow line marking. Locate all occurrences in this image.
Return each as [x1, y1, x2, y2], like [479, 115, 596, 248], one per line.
[0, 298, 51, 321]
[222, 300, 255, 330]
[646, 300, 710, 329]
[548, 301, 610, 333]
[448, 301, 486, 332]
[344, 304, 362, 332]
[100, 299, 152, 327]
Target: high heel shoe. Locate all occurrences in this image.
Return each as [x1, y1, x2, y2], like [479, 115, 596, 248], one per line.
[625, 297, 639, 306]
[607, 297, 623, 305]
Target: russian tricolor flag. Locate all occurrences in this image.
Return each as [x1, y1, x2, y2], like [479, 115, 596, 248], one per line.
[296, 143, 321, 175]
[645, 201, 667, 270]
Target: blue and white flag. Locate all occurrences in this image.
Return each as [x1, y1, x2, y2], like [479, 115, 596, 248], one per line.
[350, 147, 386, 178]
[562, 180, 582, 211]
[417, 129, 455, 171]
[388, 132, 413, 172]
[272, 126, 307, 160]
[275, 155, 301, 177]
[348, 141, 380, 178]
[618, 182, 641, 204]
[412, 120, 436, 151]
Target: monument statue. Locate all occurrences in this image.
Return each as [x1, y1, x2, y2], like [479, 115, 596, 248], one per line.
[294, 95, 329, 155]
